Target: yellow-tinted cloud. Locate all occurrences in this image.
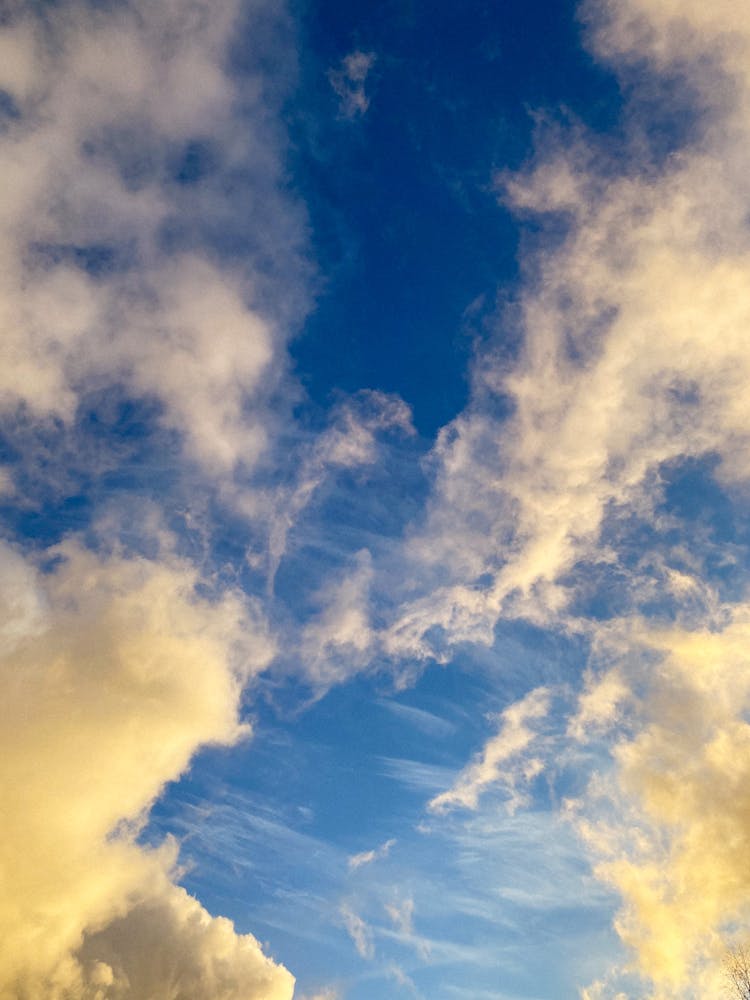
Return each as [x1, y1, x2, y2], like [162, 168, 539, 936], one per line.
[382, 0, 750, 664]
[0, 539, 292, 998]
[573, 613, 750, 997]
[377, 1, 750, 993]
[568, 669, 630, 742]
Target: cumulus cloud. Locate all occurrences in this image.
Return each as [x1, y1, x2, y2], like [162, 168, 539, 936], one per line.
[571, 612, 750, 997]
[0, 0, 305, 481]
[0, 2, 308, 994]
[77, 888, 293, 1000]
[429, 687, 550, 814]
[328, 51, 376, 118]
[0, 538, 292, 997]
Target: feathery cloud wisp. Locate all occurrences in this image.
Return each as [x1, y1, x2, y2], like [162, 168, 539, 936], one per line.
[349, 838, 397, 871]
[429, 688, 550, 814]
[329, 51, 376, 118]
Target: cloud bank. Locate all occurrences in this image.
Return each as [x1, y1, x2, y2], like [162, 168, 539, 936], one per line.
[0, 0, 303, 995]
[0, 539, 292, 998]
[0, 0, 305, 487]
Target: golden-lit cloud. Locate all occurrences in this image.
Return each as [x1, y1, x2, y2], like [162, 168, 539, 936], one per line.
[381, 0, 750, 664]
[572, 614, 750, 997]
[0, 539, 292, 998]
[377, 1, 750, 994]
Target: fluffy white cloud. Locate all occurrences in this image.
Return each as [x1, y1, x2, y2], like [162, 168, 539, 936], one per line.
[0, 537, 291, 998]
[376, 0, 750, 663]
[0, 0, 304, 477]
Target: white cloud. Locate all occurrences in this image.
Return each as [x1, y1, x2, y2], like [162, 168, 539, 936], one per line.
[385, 897, 414, 936]
[340, 904, 375, 960]
[429, 687, 550, 814]
[370, 0, 750, 675]
[0, 0, 305, 481]
[301, 549, 376, 687]
[349, 837, 397, 870]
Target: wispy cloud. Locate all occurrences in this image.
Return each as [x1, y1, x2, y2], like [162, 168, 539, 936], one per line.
[328, 50, 377, 118]
[385, 897, 415, 936]
[429, 687, 550, 814]
[340, 904, 375, 959]
[349, 837, 397, 871]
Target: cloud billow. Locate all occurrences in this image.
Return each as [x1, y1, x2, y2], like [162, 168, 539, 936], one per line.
[0, 0, 304, 995]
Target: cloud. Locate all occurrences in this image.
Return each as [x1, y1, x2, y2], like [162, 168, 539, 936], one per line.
[571, 613, 750, 996]
[371, 0, 750, 667]
[328, 50, 377, 118]
[568, 669, 630, 742]
[0, 2, 309, 991]
[352, 1, 750, 990]
[428, 687, 550, 814]
[0, 537, 291, 997]
[0, 0, 305, 483]
[267, 391, 413, 593]
[340, 904, 375, 959]
[349, 838, 397, 870]
[77, 888, 293, 1000]
[301, 549, 376, 687]
[385, 897, 415, 936]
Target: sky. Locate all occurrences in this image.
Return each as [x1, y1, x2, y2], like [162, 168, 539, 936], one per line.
[3, 1, 750, 998]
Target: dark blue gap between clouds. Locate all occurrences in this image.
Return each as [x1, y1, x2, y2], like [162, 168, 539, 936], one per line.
[286, 0, 622, 438]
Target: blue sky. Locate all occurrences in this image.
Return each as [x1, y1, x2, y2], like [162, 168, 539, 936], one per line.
[4, 2, 750, 999]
